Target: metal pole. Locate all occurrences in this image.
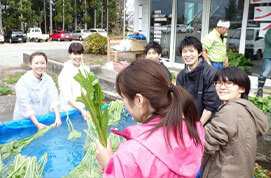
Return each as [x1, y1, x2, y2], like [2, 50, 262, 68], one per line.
[239, 0, 249, 54]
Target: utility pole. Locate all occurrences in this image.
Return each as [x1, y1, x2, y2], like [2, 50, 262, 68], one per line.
[123, 0, 126, 36]
[50, 0, 52, 34]
[62, 0, 65, 31]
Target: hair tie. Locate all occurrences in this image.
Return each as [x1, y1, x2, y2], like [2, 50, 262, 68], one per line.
[168, 83, 174, 93]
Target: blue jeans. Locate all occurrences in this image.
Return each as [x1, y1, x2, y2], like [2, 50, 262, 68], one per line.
[260, 58, 271, 78]
[210, 61, 224, 69]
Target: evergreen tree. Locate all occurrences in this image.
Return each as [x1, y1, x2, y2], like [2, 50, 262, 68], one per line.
[225, 0, 237, 21]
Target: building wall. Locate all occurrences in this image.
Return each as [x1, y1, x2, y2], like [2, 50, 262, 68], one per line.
[134, 0, 150, 39]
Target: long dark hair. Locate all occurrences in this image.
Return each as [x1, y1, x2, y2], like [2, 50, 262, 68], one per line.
[116, 59, 201, 146]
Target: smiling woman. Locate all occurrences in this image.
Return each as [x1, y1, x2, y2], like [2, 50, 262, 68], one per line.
[13, 52, 61, 129]
[201, 67, 269, 178]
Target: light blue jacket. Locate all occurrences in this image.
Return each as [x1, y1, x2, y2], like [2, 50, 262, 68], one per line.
[13, 70, 59, 120]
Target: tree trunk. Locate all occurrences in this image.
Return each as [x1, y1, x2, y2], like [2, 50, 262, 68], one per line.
[44, 0, 47, 33]
[0, 1, 3, 32]
[20, 0, 23, 31]
[84, 0, 87, 29]
[50, 0, 52, 34]
[74, 0, 77, 30]
[62, 0, 65, 30]
[106, 0, 108, 32]
[101, 1, 103, 28]
[94, 9, 96, 28]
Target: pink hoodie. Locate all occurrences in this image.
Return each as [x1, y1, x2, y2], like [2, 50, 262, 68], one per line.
[103, 116, 205, 178]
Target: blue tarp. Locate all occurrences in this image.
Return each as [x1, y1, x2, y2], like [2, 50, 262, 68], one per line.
[0, 107, 136, 177]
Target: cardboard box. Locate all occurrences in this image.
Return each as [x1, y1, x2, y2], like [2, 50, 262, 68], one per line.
[129, 39, 147, 51]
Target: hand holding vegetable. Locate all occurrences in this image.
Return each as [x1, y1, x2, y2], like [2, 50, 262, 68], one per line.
[96, 139, 113, 170]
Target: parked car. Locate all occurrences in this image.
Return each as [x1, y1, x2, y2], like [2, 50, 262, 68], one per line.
[227, 27, 264, 60]
[89, 28, 107, 37]
[50, 31, 73, 41]
[27, 27, 49, 42]
[0, 30, 4, 43]
[4, 30, 27, 43]
[72, 29, 92, 41]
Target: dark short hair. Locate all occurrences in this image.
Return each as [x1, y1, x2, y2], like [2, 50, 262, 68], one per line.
[68, 42, 84, 54]
[29, 52, 48, 64]
[145, 41, 162, 55]
[179, 36, 202, 54]
[214, 67, 250, 99]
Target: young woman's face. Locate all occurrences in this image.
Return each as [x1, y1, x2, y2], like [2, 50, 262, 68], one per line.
[181, 45, 201, 70]
[122, 93, 153, 123]
[30, 55, 47, 79]
[146, 48, 161, 63]
[69, 53, 82, 67]
[215, 79, 244, 102]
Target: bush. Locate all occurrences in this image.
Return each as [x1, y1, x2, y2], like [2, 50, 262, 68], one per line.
[2, 72, 25, 84]
[0, 83, 13, 96]
[228, 50, 252, 73]
[83, 33, 107, 55]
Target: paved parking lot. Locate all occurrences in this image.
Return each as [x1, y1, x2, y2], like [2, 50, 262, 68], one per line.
[0, 41, 77, 67]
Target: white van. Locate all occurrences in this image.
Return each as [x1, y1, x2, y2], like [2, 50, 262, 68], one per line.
[227, 27, 264, 60]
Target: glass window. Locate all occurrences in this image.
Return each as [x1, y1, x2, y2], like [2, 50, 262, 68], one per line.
[175, 0, 203, 64]
[150, 0, 173, 60]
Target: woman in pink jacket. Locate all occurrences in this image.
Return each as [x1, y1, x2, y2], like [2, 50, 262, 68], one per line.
[96, 59, 205, 178]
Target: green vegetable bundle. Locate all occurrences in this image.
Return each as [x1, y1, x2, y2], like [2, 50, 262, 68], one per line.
[7, 153, 47, 178]
[0, 125, 54, 161]
[66, 111, 82, 141]
[108, 99, 124, 126]
[74, 70, 109, 147]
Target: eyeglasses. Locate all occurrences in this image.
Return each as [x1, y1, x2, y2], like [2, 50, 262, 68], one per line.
[214, 81, 235, 88]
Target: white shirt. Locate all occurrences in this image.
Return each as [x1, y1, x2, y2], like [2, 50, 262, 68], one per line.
[58, 60, 90, 111]
[13, 70, 59, 120]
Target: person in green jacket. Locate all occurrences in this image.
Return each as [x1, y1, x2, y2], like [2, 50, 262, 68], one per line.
[257, 28, 271, 97]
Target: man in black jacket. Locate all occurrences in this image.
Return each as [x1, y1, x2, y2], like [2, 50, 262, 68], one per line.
[177, 36, 221, 125]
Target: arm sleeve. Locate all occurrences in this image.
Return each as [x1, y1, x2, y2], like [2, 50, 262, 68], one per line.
[47, 77, 59, 111]
[202, 34, 214, 51]
[204, 105, 237, 155]
[202, 68, 221, 112]
[58, 69, 73, 103]
[103, 151, 140, 178]
[176, 72, 183, 86]
[265, 29, 271, 45]
[15, 79, 35, 118]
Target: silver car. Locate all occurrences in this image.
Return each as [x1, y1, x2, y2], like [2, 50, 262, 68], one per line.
[72, 29, 92, 41]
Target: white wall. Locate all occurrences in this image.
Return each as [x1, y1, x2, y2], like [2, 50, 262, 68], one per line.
[133, 0, 150, 39]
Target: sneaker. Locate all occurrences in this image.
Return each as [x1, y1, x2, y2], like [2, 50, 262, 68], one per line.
[256, 89, 263, 97]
